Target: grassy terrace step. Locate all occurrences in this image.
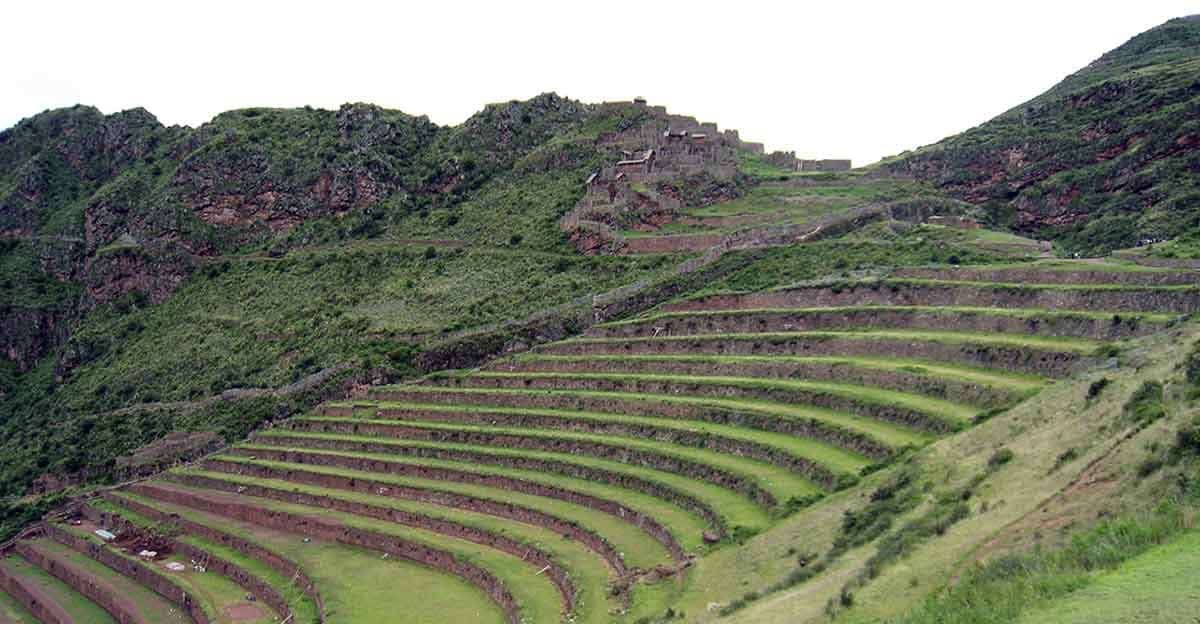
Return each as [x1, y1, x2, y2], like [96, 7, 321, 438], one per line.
[134, 479, 554, 624]
[17, 538, 190, 624]
[587, 305, 1173, 341]
[283, 416, 822, 508]
[88, 496, 315, 624]
[51, 520, 256, 624]
[201, 453, 667, 570]
[534, 331, 1101, 378]
[154, 472, 626, 624]
[0, 554, 117, 623]
[419, 371, 976, 432]
[358, 389, 928, 455]
[253, 429, 770, 532]
[893, 263, 1200, 285]
[664, 279, 1200, 314]
[112, 490, 510, 624]
[0, 583, 38, 624]
[230, 444, 708, 554]
[326, 398, 876, 474]
[491, 353, 1044, 408]
[98, 491, 324, 624]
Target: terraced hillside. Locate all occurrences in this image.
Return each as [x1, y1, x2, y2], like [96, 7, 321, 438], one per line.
[4, 258, 1192, 623]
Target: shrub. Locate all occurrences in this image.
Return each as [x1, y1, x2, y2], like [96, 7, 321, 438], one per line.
[1123, 381, 1165, 427]
[1087, 377, 1110, 401]
[987, 448, 1015, 470]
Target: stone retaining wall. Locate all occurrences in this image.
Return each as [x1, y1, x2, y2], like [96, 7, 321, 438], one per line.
[99, 491, 327, 623]
[535, 335, 1090, 378]
[128, 482, 526, 624]
[159, 473, 581, 615]
[419, 376, 956, 434]
[325, 404, 849, 487]
[0, 558, 75, 624]
[76, 502, 293, 624]
[41, 523, 210, 624]
[286, 418, 778, 509]
[588, 307, 1165, 341]
[13, 540, 146, 624]
[893, 266, 1200, 286]
[490, 357, 1024, 409]
[223, 445, 686, 561]
[664, 282, 1200, 315]
[198, 457, 631, 577]
[251, 433, 728, 536]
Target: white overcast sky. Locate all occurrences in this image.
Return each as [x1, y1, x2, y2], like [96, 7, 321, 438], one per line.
[3, 1, 1196, 166]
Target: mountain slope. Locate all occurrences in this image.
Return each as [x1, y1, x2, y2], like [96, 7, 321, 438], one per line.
[885, 15, 1200, 255]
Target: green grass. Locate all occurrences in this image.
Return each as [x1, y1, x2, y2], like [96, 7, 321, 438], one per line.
[92, 495, 318, 624]
[235, 441, 711, 552]
[600, 304, 1178, 327]
[290, 415, 823, 504]
[507, 353, 1049, 393]
[0, 581, 38, 623]
[363, 385, 931, 450]
[886, 276, 1200, 292]
[557, 329, 1105, 354]
[0, 554, 116, 623]
[459, 370, 980, 424]
[114, 489, 509, 624]
[256, 429, 773, 530]
[1017, 528, 1200, 624]
[333, 397, 875, 473]
[211, 453, 672, 569]
[154, 476, 565, 623]
[165, 469, 617, 624]
[25, 537, 191, 624]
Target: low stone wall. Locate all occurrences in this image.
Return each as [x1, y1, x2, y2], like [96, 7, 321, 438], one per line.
[536, 335, 1090, 378]
[159, 473, 581, 615]
[664, 281, 1200, 315]
[128, 482, 526, 624]
[620, 234, 724, 255]
[99, 491, 327, 623]
[41, 523, 210, 624]
[198, 457, 631, 577]
[420, 376, 955, 435]
[893, 266, 1200, 286]
[223, 445, 686, 561]
[76, 502, 294, 624]
[0, 558, 75, 624]
[335, 403, 849, 486]
[287, 417, 778, 509]
[588, 307, 1166, 341]
[491, 357, 1024, 409]
[13, 540, 146, 624]
[366, 390, 892, 461]
[252, 433, 728, 536]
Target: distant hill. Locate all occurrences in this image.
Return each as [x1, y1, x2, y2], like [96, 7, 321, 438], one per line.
[885, 15, 1200, 255]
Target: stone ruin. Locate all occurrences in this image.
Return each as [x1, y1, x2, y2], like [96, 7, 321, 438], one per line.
[562, 99, 853, 253]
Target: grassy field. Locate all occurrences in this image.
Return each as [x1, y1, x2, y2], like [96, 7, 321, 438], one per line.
[213, 453, 672, 569]
[236, 442, 712, 552]
[340, 398, 875, 473]
[0, 554, 117, 623]
[508, 354, 1050, 394]
[1018, 528, 1200, 624]
[292, 415, 823, 504]
[256, 429, 774, 530]
[118, 490, 508, 624]
[27, 537, 191, 624]
[463, 371, 980, 424]
[603, 304, 1179, 326]
[0, 582, 38, 623]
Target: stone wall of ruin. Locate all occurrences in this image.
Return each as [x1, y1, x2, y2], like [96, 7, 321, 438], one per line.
[0, 558, 74, 624]
[13, 540, 146, 624]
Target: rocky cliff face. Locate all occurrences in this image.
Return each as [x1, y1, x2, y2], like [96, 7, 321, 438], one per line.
[0, 94, 601, 374]
[886, 16, 1200, 254]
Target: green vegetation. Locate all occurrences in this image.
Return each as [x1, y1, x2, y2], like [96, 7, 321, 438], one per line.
[895, 502, 1191, 624]
[0, 554, 117, 623]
